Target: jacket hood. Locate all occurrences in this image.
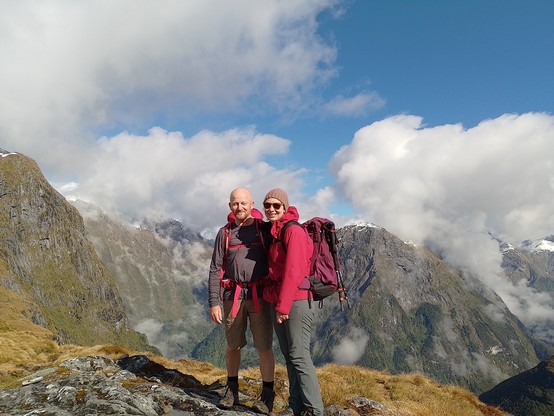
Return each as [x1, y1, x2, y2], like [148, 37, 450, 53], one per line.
[270, 206, 299, 239]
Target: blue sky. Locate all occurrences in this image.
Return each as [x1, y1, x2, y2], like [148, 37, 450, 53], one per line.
[150, 0, 554, 199]
[1, 0, 553, 342]
[1, 0, 552, 232]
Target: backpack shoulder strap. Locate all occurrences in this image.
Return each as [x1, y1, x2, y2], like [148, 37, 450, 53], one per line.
[254, 218, 267, 252]
[280, 220, 301, 252]
[222, 222, 232, 256]
[220, 222, 233, 279]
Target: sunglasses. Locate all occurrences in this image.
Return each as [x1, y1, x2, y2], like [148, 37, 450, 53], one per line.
[263, 202, 283, 210]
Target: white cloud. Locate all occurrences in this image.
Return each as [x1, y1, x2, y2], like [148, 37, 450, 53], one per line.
[324, 92, 385, 117]
[0, 0, 340, 178]
[134, 318, 192, 357]
[331, 112, 554, 244]
[330, 112, 554, 338]
[64, 126, 303, 231]
[331, 327, 369, 364]
[172, 242, 211, 286]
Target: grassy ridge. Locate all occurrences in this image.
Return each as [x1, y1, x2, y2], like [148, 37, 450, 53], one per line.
[0, 303, 508, 416]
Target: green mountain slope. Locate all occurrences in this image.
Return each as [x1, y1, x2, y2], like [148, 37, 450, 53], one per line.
[73, 201, 213, 357]
[312, 224, 543, 394]
[479, 356, 554, 416]
[0, 152, 153, 352]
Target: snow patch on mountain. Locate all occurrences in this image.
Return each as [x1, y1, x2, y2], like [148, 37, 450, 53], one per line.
[520, 237, 554, 253]
[343, 220, 380, 229]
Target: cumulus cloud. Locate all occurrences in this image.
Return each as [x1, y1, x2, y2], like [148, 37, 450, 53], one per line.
[0, 0, 341, 178]
[65, 126, 304, 231]
[331, 113, 554, 243]
[330, 112, 554, 338]
[331, 327, 369, 364]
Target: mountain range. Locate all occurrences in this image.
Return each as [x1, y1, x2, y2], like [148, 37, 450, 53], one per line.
[1, 150, 553, 414]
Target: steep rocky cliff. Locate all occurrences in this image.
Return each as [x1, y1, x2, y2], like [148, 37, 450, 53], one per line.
[0, 151, 152, 351]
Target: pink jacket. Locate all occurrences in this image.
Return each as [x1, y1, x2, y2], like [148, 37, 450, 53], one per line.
[263, 206, 313, 315]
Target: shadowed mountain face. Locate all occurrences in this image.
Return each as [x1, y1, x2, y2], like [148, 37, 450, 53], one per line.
[479, 356, 554, 416]
[0, 152, 153, 351]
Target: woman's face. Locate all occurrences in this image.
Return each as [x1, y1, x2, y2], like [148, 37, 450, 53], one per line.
[263, 198, 285, 222]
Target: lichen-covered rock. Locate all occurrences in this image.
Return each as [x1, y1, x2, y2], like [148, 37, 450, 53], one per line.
[0, 355, 388, 415]
[0, 356, 260, 415]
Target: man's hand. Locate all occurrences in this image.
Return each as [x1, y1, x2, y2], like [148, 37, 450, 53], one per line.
[276, 312, 289, 324]
[210, 305, 223, 324]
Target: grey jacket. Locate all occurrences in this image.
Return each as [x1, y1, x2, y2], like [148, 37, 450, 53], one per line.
[208, 219, 270, 307]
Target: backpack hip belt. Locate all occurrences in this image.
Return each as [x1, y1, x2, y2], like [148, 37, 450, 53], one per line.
[221, 278, 265, 318]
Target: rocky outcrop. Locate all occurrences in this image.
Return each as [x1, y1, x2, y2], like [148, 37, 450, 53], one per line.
[0, 152, 152, 351]
[0, 355, 387, 415]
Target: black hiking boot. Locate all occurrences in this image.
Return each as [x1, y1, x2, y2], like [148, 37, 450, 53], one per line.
[252, 386, 275, 414]
[218, 380, 239, 409]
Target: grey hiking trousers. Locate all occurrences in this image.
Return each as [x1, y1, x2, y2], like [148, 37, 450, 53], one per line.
[272, 300, 324, 416]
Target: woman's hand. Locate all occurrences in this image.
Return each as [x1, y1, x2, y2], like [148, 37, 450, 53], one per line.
[276, 312, 289, 324]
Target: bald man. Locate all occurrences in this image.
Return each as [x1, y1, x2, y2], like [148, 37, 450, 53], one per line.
[208, 188, 275, 414]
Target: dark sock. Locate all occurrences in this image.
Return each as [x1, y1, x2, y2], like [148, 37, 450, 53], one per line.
[227, 376, 238, 384]
[262, 380, 274, 390]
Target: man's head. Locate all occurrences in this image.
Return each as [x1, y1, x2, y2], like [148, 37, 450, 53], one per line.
[229, 187, 254, 224]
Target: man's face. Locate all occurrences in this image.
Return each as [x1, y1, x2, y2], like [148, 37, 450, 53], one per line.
[229, 191, 253, 222]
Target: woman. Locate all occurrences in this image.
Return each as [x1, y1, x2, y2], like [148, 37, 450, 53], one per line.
[262, 188, 324, 416]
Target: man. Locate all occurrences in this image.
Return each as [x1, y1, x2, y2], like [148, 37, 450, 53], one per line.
[208, 187, 275, 414]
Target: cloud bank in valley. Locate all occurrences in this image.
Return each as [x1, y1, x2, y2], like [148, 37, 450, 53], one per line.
[331, 327, 369, 365]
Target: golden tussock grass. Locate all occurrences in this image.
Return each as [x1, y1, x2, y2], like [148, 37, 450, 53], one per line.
[0, 335, 508, 416]
[315, 364, 508, 416]
[0, 285, 507, 416]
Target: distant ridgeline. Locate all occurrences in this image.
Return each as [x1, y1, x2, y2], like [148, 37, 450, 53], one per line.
[479, 356, 554, 416]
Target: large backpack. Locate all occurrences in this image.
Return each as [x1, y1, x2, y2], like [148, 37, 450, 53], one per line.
[280, 217, 350, 310]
